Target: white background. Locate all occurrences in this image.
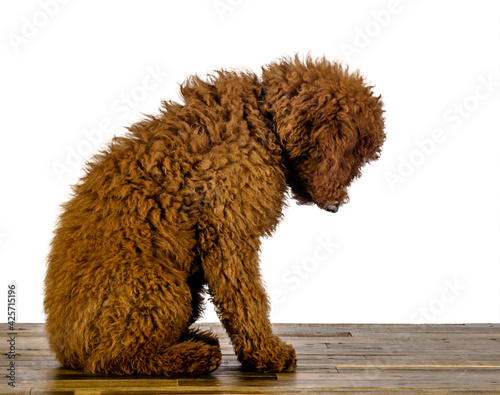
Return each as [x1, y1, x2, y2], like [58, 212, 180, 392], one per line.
[0, 0, 498, 324]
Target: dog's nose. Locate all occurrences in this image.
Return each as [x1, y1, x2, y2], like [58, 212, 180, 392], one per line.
[325, 203, 339, 213]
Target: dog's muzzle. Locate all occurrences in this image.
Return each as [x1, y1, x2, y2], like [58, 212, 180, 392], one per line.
[324, 203, 340, 213]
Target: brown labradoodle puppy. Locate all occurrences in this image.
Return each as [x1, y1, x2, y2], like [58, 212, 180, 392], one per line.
[44, 56, 385, 375]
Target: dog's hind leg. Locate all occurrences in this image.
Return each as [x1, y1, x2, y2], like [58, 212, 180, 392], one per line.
[84, 337, 221, 375]
[81, 264, 221, 376]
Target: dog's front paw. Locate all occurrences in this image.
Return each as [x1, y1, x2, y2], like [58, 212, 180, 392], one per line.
[240, 338, 296, 373]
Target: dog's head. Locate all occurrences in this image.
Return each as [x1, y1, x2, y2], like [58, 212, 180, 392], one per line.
[262, 56, 385, 212]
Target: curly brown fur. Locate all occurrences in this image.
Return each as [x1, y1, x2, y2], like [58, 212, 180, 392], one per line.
[44, 55, 385, 376]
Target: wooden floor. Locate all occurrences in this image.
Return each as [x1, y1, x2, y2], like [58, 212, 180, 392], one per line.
[1, 323, 499, 394]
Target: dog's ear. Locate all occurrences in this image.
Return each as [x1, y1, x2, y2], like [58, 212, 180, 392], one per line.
[306, 87, 385, 206]
[306, 113, 359, 206]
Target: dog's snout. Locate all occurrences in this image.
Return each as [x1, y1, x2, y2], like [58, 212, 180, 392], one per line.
[325, 203, 339, 213]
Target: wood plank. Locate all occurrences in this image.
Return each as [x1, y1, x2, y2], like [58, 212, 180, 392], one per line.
[1, 323, 500, 394]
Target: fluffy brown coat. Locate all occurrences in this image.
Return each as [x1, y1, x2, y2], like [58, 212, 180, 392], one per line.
[44, 56, 385, 375]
